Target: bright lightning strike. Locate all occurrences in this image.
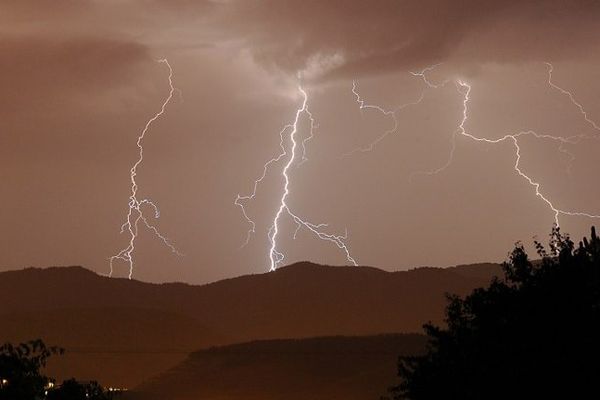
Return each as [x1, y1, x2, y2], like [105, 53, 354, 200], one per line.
[236, 86, 357, 271]
[545, 62, 600, 134]
[234, 123, 290, 248]
[347, 62, 600, 228]
[409, 65, 600, 226]
[109, 59, 182, 280]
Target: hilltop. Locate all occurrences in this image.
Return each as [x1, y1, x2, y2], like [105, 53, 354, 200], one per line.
[0, 262, 501, 387]
[127, 334, 428, 400]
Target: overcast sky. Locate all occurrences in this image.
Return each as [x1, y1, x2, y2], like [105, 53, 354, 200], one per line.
[2, 0, 600, 283]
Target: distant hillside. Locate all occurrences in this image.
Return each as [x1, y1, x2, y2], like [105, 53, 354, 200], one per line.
[0, 307, 223, 388]
[0, 262, 501, 387]
[127, 334, 428, 400]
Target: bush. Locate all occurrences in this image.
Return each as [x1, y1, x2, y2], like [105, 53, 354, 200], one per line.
[46, 379, 113, 400]
[390, 226, 600, 399]
[0, 339, 62, 400]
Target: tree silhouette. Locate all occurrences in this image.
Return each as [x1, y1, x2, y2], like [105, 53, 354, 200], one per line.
[0, 339, 62, 400]
[0, 339, 115, 399]
[389, 226, 600, 399]
[46, 379, 113, 400]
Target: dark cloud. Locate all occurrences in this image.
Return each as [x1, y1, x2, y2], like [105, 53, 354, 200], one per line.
[217, 0, 600, 80]
[4, 0, 598, 82]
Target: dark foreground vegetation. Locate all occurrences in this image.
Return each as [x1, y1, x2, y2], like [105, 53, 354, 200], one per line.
[0, 340, 120, 400]
[390, 227, 600, 399]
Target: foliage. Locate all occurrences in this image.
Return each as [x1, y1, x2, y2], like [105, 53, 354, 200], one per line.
[0, 339, 115, 399]
[46, 379, 113, 400]
[0, 339, 63, 400]
[390, 226, 600, 399]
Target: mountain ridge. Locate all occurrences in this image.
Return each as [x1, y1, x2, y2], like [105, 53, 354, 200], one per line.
[127, 334, 429, 400]
[0, 260, 501, 286]
[0, 261, 502, 387]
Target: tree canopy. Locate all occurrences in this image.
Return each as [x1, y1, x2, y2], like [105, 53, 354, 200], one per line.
[391, 226, 600, 399]
[0, 339, 62, 400]
[46, 379, 112, 400]
[0, 339, 114, 400]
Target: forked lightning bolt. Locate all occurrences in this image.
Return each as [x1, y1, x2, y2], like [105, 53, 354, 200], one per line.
[545, 62, 600, 134]
[348, 64, 452, 158]
[343, 81, 424, 157]
[236, 86, 357, 271]
[109, 59, 181, 279]
[350, 62, 600, 227]
[440, 79, 599, 225]
[409, 63, 450, 89]
[345, 64, 457, 156]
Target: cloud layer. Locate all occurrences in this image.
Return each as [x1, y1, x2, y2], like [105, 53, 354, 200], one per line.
[218, 0, 600, 79]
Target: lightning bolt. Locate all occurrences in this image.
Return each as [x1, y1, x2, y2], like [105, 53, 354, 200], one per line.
[344, 64, 457, 157]
[297, 106, 316, 167]
[408, 65, 600, 226]
[109, 59, 182, 279]
[234, 123, 290, 248]
[346, 62, 600, 228]
[236, 86, 357, 271]
[545, 62, 600, 134]
[409, 63, 450, 89]
[343, 80, 424, 156]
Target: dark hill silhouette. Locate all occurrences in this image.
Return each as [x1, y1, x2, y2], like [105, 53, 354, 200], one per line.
[126, 334, 428, 400]
[1, 308, 223, 388]
[0, 262, 501, 387]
